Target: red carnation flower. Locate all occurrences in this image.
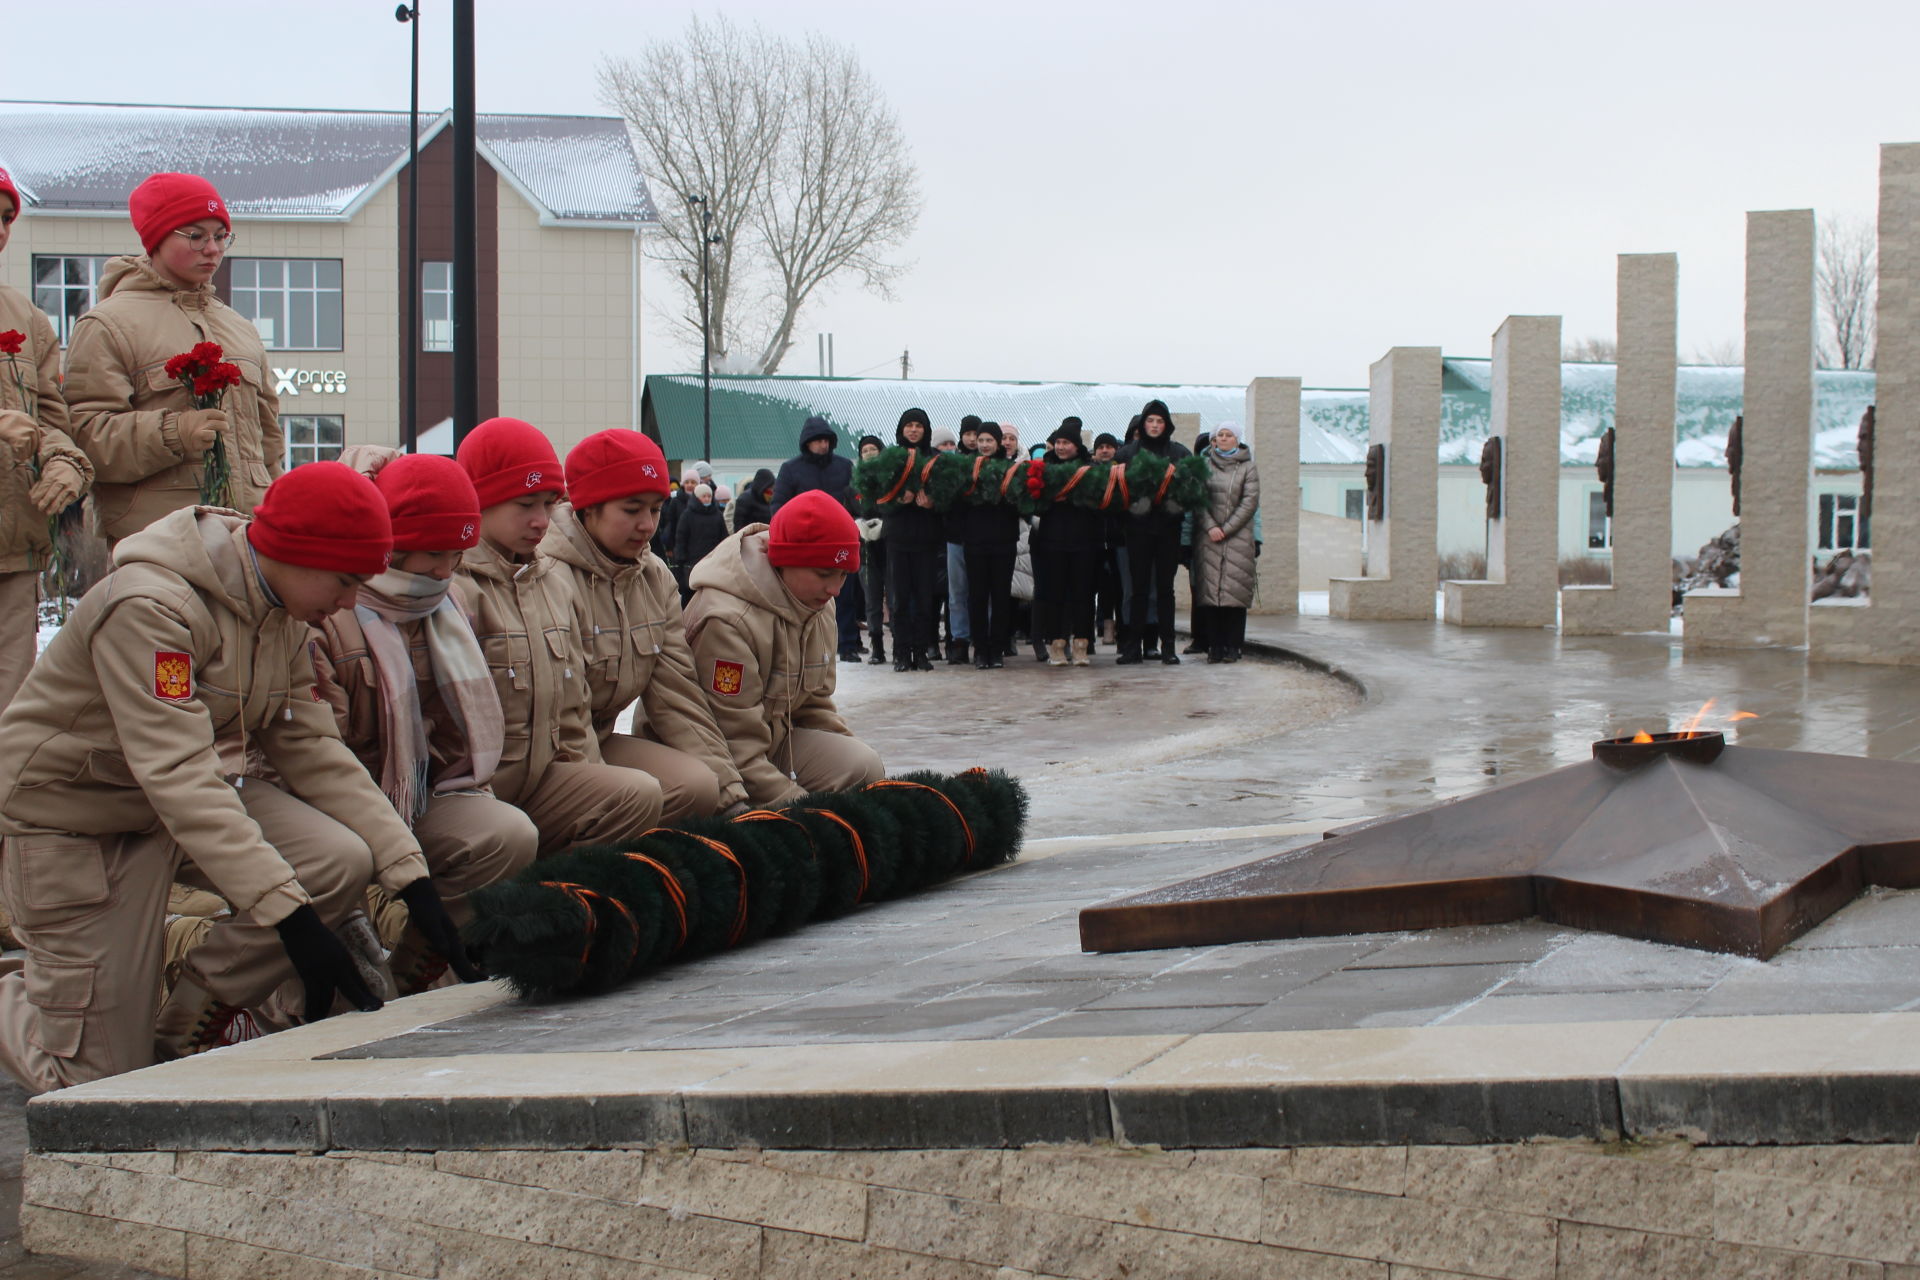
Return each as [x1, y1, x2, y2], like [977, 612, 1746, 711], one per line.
[190, 341, 224, 366]
[212, 362, 243, 389]
[164, 353, 193, 379]
[0, 330, 23, 356]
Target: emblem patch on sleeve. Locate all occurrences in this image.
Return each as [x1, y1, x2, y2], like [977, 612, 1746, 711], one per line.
[711, 659, 744, 697]
[154, 651, 194, 701]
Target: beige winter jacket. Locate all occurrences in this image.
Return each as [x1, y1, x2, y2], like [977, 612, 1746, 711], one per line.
[63, 256, 282, 542]
[543, 503, 747, 809]
[310, 607, 474, 787]
[452, 538, 599, 805]
[681, 525, 851, 807]
[0, 508, 428, 923]
[1193, 450, 1261, 610]
[0, 285, 93, 574]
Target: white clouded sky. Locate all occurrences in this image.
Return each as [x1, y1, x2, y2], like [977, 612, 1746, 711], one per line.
[6, 0, 1916, 387]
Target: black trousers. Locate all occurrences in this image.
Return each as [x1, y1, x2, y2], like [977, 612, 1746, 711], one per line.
[862, 540, 890, 649]
[963, 545, 1016, 658]
[1035, 546, 1096, 642]
[888, 543, 941, 654]
[1125, 521, 1182, 652]
[1095, 547, 1121, 627]
[837, 569, 864, 653]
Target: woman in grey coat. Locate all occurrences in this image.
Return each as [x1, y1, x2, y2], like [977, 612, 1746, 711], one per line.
[1191, 423, 1261, 663]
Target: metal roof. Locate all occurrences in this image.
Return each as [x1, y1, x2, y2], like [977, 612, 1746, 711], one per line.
[644, 364, 1876, 470]
[0, 101, 657, 224]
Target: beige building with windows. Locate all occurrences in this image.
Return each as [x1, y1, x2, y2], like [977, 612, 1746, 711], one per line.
[0, 100, 657, 465]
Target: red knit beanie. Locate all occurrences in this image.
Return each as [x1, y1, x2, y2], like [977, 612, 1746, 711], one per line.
[0, 167, 19, 220]
[377, 453, 481, 551]
[247, 462, 393, 576]
[456, 417, 566, 508]
[565, 429, 671, 509]
[129, 173, 230, 255]
[767, 490, 860, 573]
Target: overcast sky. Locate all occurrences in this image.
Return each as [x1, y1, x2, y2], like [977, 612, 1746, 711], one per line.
[7, 1, 1917, 389]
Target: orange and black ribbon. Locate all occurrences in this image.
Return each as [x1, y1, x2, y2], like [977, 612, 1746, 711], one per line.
[864, 779, 977, 867]
[618, 855, 688, 953]
[803, 807, 870, 899]
[642, 828, 751, 947]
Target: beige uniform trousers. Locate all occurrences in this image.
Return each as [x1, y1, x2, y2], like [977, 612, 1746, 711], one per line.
[413, 791, 539, 923]
[600, 734, 721, 823]
[0, 781, 377, 1094]
[513, 762, 663, 859]
[787, 727, 887, 797]
[0, 570, 38, 714]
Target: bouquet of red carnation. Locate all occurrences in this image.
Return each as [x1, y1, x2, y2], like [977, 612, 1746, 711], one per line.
[165, 341, 244, 507]
[0, 330, 28, 413]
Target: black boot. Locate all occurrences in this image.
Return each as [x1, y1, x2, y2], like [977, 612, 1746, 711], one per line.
[1116, 639, 1143, 666]
[1207, 645, 1225, 664]
[869, 640, 887, 665]
[893, 649, 911, 672]
[913, 648, 935, 672]
[1161, 649, 1182, 665]
[949, 639, 970, 665]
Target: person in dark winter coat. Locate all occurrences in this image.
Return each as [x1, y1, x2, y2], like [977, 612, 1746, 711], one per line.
[1114, 399, 1191, 665]
[1032, 422, 1104, 666]
[1092, 432, 1123, 642]
[771, 417, 854, 515]
[879, 409, 943, 671]
[945, 422, 1020, 668]
[733, 467, 776, 530]
[854, 435, 890, 664]
[771, 416, 860, 656]
[672, 483, 731, 599]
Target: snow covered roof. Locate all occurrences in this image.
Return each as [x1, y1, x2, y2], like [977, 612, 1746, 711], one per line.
[0, 101, 657, 225]
[644, 365, 1876, 469]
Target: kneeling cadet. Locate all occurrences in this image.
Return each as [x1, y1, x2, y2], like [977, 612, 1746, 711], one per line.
[683, 490, 886, 806]
[0, 464, 477, 1090]
[543, 429, 747, 820]
[308, 453, 537, 992]
[452, 418, 665, 854]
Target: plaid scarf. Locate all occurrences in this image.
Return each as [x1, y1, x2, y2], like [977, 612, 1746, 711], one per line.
[354, 568, 503, 824]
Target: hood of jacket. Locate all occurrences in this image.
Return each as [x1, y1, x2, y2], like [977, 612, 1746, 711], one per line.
[748, 467, 776, 497]
[113, 505, 263, 623]
[688, 527, 809, 628]
[97, 254, 218, 311]
[1137, 399, 1177, 455]
[797, 416, 838, 457]
[543, 500, 648, 583]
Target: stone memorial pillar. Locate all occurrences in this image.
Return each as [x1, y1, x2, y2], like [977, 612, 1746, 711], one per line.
[1685, 210, 1815, 650]
[1562, 255, 1679, 635]
[1330, 347, 1441, 620]
[1247, 376, 1299, 615]
[1813, 143, 1920, 663]
[1444, 315, 1561, 627]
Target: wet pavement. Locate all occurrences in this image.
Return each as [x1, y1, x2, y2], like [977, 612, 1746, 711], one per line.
[335, 612, 1920, 1061]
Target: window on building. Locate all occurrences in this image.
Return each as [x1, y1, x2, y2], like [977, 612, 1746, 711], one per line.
[31, 255, 114, 344]
[422, 262, 453, 352]
[1343, 487, 1365, 521]
[282, 415, 345, 470]
[1586, 489, 1611, 550]
[1817, 492, 1869, 553]
[230, 259, 343, 350]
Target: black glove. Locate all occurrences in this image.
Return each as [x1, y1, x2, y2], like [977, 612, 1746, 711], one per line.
[400, 877, 486, 983]
[274, 904, 383, 1022]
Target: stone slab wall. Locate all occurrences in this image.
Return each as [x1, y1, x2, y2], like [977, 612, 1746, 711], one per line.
[1331, 347, 1441, 620]
[1813, 142, 1920, 663]
[1445, 316, 1561, 628]
[27, 1138, 1920, 1280]
[1562, 254, 1678, 635]
[1685, 209, 1816, 650]
[1248, 377, 1301, 614]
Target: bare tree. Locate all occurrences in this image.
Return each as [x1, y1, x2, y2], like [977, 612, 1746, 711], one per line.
[1688, 338, 1741, 366]
[1563, 336, 1617, 362]
[599, 17, 920, 375]
[1817, 214, 1876, 370]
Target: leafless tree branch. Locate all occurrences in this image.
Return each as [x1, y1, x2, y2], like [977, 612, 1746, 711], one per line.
[1817, 214, 1876, 370]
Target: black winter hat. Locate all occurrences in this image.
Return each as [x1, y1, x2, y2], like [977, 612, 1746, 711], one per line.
[1047, 422, 1084, 447]
[857, 433, 884, 453]
[1060, 415, 1083, 432]
[897, 407, 931, 429]
[1094, 432, 1120, 451]
[960, 414, 982, 433]
[974, 420, 1004, 444]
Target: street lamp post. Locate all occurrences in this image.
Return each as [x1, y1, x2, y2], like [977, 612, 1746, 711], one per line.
[688, 195, 716, 464]
[395, 3, 420, 453]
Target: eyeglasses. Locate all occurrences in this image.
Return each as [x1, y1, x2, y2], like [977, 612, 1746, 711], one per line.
[171, 227, 236, 250]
